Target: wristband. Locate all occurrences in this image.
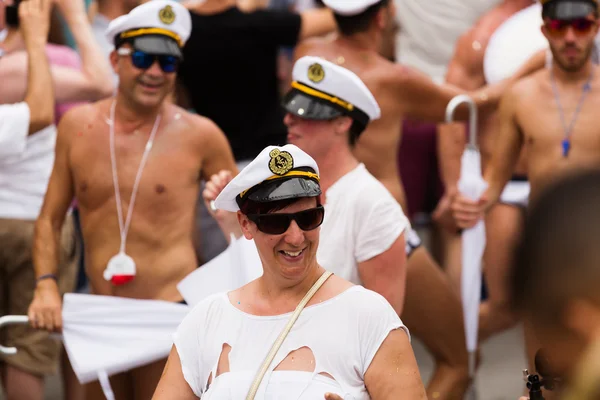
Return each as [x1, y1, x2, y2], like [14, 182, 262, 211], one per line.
[36, 274, 58, 284]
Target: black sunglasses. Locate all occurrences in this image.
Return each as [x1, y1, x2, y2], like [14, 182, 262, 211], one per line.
[247, 206, 325, 235]
[117, 48, 180, 73]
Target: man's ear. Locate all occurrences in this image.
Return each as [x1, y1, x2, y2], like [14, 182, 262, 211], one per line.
[110, 49, 120, 74]
[334, 116, 353, 137]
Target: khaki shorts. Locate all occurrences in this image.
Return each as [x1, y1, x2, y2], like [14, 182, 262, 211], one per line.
[0, 215, 79, 376]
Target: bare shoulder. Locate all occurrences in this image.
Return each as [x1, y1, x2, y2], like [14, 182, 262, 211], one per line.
[169, 105, 221, 134]
[165, 104, 226, 144]
[505, 68, 546, 105]
[57, 100, 109, 139]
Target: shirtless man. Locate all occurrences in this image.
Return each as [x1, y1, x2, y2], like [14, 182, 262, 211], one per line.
[440, 0, 534, 342]
[292, 0, 512, 397]
[453, 0, 600, 377]
[27, 1, 237, 398]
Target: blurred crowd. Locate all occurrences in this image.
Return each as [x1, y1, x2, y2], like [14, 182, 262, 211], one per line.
[2, 0, 600, 399]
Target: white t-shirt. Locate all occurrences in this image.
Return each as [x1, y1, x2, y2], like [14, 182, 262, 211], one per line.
[174, 286, 407, 399]
[0, 102, 30, 159]
[0, 111, 56, 220]
[317, 164, 410, 285]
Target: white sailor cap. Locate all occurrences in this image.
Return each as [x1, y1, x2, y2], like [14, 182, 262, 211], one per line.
[282, 56, 380, 137]
[105, 0, 192, 58]
[214, 144, 321, 212]
[321, 0, 384, 16]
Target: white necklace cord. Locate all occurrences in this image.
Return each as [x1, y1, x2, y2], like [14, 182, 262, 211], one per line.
[109, 99, 161, 254]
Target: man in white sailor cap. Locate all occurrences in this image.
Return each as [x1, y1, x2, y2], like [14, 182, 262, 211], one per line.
[292, 0, 516, 396]
[27, 1, 237, 398]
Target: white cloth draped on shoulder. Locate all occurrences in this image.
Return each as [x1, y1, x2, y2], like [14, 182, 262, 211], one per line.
[177, 235, 263, 307]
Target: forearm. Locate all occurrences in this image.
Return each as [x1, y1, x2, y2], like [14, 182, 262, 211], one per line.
[33, 216, 63, 279]
[63, 13, 113, 99]
[25, 41, 54, 134]
[436, 122, 464, 191]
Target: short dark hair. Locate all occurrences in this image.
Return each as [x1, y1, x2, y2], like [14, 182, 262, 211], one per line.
[348, 121, 365, 147]
[333, 0, 390, 36]
[511, 169, 600, 328]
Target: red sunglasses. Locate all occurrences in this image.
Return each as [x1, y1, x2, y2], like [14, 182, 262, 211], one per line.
[544, 18, 597, 36]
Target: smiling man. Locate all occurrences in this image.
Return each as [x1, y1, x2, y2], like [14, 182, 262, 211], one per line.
[27, 1, 237, 398]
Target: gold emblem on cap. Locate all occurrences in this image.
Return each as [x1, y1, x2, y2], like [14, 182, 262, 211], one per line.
[307, 63, 325, 83]
[268, 149, 294, 176]
[159, 5, 175, 25]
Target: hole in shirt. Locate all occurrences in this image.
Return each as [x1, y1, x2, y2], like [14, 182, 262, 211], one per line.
[273, 346, 336, 381]
[206, 343, 232, 389]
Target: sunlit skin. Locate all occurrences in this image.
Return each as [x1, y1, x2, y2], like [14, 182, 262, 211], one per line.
[109, 43, 178, 112]
[237, 197, 322, 287]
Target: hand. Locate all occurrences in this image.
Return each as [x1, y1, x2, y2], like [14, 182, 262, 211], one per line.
[451, 192, 487, 229]
[519, 397, 529, 400]
[324, 394, 344, 400]
[432, 187, 459, 233]
[19, 0, 52, 48]
[28, 279, 63, 332]
[203, 170, 233, 221]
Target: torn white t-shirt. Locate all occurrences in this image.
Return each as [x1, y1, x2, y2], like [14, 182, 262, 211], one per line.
[173, 286, 408, 399]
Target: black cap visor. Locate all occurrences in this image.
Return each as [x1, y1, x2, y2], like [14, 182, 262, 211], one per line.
[543, 0, 597, 20]
[238, 177, 321, 208]
[131, 35, 182, 58]
[282, 89, 344, 120]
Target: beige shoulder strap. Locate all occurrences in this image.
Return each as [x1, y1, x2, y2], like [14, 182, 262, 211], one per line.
[245, 270, 333, 400]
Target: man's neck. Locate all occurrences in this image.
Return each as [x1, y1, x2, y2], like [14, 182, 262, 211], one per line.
[313, 143, 360, 195]
[113, 93, 163, 132]
[98, 1, 133, 21]
[337, 30, 382, 54]
[552, 59, 595, 85]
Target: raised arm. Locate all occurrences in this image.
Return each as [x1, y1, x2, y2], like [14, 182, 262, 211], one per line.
[394, 64, 502, 123]
[298, 8, 335, 40]
[20, 0, 54, 134]
[28, 106, 82, 332]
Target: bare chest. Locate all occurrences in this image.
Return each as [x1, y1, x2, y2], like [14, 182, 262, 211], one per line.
[517, 91, 600, 158]
[69, 124, 202, 213]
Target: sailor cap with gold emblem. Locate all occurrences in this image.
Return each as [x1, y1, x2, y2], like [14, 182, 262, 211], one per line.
[321, 0, 384, 16]
[214, 144, 321, 212]
[540, 0, 598, 20]
[282, 56, 380, 138]
[105, 0, 192, 58]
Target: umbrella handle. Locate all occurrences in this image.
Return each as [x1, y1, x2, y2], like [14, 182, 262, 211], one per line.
[445, 94, 478, 150]
[0, 315, 29, 355]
